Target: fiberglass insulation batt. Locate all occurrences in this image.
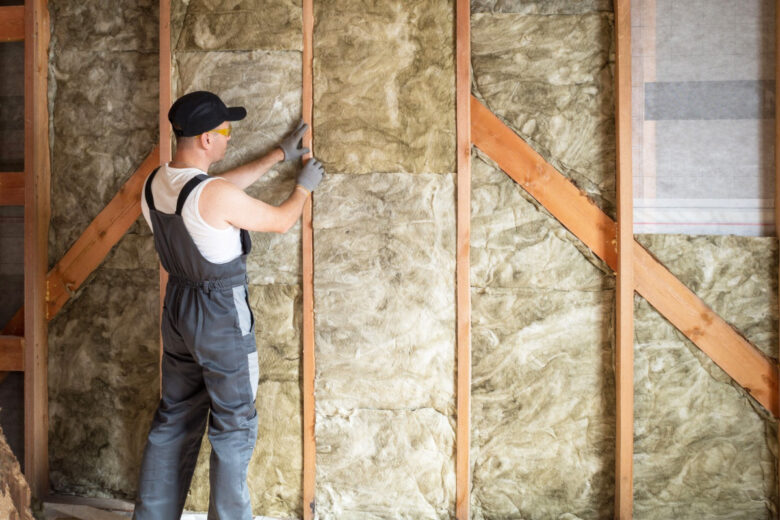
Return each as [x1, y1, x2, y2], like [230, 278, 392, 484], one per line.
[471, 1, 778, 518]
[312, 0, 457, 517]
[47, 0, 160, 498]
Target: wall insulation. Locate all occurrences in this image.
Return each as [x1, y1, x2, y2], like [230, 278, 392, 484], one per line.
[43, 0, 779, 518]
[633, 234, 778, 519]
[47, 0, 160, 498]
[312, 1, 456, 517]
[172, 0, 305, 516]
[471, 1, 778, 519]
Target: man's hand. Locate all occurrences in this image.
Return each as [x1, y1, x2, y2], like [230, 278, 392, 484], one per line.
[296, 158, 324, 193]
[279, 119, 311, 161]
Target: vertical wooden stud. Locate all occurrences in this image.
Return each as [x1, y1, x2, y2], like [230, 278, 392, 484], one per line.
[456, 0, 471, 518]
[24, 0, 51, 498]
[775, 0, 780, 507]
[615, 0, 634, 518]
[302, 0, 316, 517]
[159, 0, 171, 391]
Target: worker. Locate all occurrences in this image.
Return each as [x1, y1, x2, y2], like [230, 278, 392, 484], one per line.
[133, 90, 323, 520]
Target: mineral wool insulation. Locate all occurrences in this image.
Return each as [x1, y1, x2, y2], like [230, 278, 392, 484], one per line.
[47, 0, 161, 498]
[45, 0, 779, 518]
[472, 1, 778, 519]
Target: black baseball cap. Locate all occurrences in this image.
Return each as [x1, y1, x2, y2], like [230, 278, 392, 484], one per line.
[168, 91, 247, 137]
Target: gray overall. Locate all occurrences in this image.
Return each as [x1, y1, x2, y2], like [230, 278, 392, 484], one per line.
[134, 169, 259, 520]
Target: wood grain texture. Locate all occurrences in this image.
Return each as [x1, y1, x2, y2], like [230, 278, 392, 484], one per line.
[159, 0, 171, 393]
[24, 0, 51, 497]
[455, 0, 471, 518]
[776, 0, 780, 506]
[302, 0, 315, 517]
[0, 335, 23, 371]
[0, 172, 25, 205]
[472, 95, 779, 418]
[0, 5, 24, 42]
[614, 0, 634, 517]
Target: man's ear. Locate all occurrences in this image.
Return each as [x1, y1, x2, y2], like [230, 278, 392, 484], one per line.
[198, 132, 211, 149]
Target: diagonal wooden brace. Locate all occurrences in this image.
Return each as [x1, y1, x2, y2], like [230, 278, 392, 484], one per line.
[471, 95, 779, 417]
[1, 147, 160, 347]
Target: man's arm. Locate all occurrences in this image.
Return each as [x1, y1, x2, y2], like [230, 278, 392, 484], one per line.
[215, 120, 310, 191]
[201, 157, 324, 234]
[214, 148, 284, 190]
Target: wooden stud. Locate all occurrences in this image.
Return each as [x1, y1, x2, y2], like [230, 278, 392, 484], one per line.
[471, 95, 780, 418]
[0, 335, 24, 372]
[0, 172, 25, 205]
[302, 0, 315, 517]
[45, 149, 160, 318]
[614, 0, 634, 517]
[24, 0, 51, 498]
[0, 5, 24, 42]
[455, 0, 471, 518]
[159, 0, 172, 392]
[775, 0, 780, 506]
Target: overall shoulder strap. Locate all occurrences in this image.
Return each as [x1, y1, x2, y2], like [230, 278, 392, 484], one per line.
[144, 167, 161, 212]
[175, 174, 210, 215]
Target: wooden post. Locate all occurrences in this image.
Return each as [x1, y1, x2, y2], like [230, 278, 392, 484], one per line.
[775, 0, 779, 506]
[301, 0, 316, 517]
[455, 0, 471, 518]
[24, 0, 51, 498]
[614, 0, 634, 517]
[159, 0, 171, 392]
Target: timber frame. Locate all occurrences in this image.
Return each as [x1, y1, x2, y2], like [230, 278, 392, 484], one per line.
[1, 1, 776, 516]
[614, 0, 634, 517]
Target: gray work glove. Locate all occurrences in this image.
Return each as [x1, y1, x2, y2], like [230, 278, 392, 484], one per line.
[279, 119, 310, 161]
[297, 158, 324, 193]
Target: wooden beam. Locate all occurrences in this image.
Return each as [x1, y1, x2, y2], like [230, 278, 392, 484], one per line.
[24, 0, 51, 498]
[0, 172, 25, 205]
[455, 0, 471, 518]
[775, 0, 780, 505]
[614, 0, 634, 517]
[471, 95, 780, 418]
[45, 494, 134, 512]
[301, 0, 316, 517]
[46, 149, 160, 318]
[159, 0, 171, 393]
[0, 5, 24, 42]
[471, 97, 617, 269]
[0, 336, 24, 372]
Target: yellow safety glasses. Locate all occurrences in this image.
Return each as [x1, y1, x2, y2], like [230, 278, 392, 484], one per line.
[201, 124, 232, 138]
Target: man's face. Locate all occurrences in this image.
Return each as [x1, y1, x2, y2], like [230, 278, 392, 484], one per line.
[209, 120, 232, 161]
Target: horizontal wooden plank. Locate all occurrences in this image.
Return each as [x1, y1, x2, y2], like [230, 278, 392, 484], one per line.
[46, 147, 159, 319]
[0, 335, 23, 371]
[471, 95, 779, 417]
[0, 6, 24, 42]
[0, 172, 25, 205]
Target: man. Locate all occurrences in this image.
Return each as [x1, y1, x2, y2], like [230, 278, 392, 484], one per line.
[133, 90, 323, 520]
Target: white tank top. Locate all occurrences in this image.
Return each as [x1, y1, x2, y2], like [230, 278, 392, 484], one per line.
[141, 164, 243, 264]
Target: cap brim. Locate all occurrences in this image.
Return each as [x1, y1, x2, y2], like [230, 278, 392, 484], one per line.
[226, 106, 247, 121]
